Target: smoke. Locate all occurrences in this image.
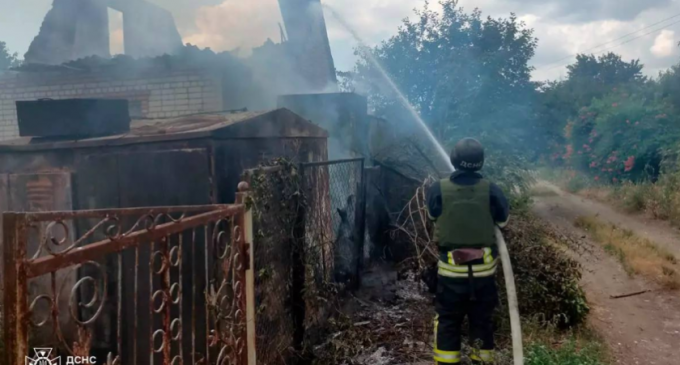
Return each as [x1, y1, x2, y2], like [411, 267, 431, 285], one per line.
[108, 9, 124, 56]
[183, 0, 284, 57]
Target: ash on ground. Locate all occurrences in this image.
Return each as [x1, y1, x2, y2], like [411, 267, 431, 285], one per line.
[310, 264, 434, 364]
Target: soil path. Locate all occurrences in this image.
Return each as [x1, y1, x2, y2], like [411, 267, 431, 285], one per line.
[533, 181, 680, 365]
[534, 181, 680, 257]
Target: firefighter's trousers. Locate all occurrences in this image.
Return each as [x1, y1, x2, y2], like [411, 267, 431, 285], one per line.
[433, 276, 498, 364]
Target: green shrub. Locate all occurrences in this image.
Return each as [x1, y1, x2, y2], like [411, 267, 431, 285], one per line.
[563, 90, 680, 183]
[499, 212, 590, 327]
[613, 180, 648, 213]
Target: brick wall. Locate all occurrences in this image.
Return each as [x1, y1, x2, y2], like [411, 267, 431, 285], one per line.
[0, 68, 224, 140]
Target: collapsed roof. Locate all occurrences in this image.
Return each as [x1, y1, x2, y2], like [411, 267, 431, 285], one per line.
[0, 108, 328, 152]
[25, 0, 182, 65]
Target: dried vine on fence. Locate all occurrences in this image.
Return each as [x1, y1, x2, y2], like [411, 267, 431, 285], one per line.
[391, 177, 438, 270]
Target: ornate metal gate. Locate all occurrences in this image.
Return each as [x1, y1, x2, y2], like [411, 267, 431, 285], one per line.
[3, 192, 254, 365]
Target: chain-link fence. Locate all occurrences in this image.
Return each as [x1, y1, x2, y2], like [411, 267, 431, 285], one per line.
[299, 158, 366, 329]
[244, 158, 366, 363]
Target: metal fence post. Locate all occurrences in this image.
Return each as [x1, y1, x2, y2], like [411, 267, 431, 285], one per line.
[358, 159, 367, 286]
[291, 163, 307, 352]
[236, 182, 256, 365]
[3, 213, 29, 365]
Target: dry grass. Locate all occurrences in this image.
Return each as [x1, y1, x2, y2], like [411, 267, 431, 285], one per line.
[542, 168, 680, 228]
[574, 215, 680, 290]
[578, 187, 612, 203]
[530, 184, 560, 197]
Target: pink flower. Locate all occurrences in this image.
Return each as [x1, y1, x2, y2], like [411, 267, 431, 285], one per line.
[594, 176, 600, 181]
[626, 120, 630, 124]
[624, 156, 635, 172]
[635, 121, 640, 126]
[563, 145, 574, 160]
[612, 103, 618, 107]
[613, 178, 619, 183]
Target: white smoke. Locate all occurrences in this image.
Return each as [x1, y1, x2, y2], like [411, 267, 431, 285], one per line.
[183, 0, 283, 57]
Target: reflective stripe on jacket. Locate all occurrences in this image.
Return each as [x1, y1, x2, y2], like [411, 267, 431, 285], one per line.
[437, 247, 498, 279]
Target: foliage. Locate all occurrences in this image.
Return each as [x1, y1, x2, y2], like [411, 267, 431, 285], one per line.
[483, 144, 535, 210]
[564, 90, 680, 182]
[341, 0, 540, 163]
[539, 53, 647, 165]
[500, 212, 590, 327]
[0, 41, 20, 72]
[247, 159, 304, 364]
[525, 340, 606, 365]
[394, 181, 589, 327]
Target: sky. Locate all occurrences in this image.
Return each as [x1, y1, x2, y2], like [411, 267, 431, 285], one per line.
[1, 0, 680, 81]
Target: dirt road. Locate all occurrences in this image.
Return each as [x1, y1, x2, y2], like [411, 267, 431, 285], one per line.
[533, 181, 680, 365]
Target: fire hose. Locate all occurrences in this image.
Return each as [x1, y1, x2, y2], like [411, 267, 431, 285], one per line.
[496, 226, 524, 365]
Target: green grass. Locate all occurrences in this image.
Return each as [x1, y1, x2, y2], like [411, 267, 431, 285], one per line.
[490, 316, 611, 365]
[525, 340, 606, 365]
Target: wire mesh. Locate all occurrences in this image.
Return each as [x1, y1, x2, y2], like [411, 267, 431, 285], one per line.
[300, 158, 365, 328]
[244, 159, 366, 361]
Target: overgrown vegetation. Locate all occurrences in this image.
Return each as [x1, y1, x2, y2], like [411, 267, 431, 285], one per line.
[537, 38, 680, 222]
[341, 0, 540, 177]
[541, 167, 680, 226]
[394, 180, 589, 327]
[309, 274, 608, 365]
[501, 211, 590, 327]
[574, 215, 679, 289]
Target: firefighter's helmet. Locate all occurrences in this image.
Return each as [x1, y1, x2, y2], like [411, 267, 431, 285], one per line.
[451, 138, 485, 171]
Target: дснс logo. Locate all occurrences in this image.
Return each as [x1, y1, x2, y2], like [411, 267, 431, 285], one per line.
[25, 348, 61, 365]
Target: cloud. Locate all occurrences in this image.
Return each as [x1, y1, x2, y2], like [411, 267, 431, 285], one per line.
[146, 0, 224, 34]
[505, 0, 672, 23]
[182, 0, 283, 56]
[3, 0, 680, 81]
[651, 30, 676, 57]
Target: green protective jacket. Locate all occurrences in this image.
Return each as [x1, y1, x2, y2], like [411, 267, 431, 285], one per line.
[434, 178, 497, 249]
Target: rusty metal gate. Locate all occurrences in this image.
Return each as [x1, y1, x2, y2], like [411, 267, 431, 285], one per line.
[3, 191, 255, 365]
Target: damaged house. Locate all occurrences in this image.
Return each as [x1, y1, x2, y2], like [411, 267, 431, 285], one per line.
[0, 0, 370, 159]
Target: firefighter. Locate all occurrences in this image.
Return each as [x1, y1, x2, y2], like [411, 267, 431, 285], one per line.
[426, 138, 509, 364]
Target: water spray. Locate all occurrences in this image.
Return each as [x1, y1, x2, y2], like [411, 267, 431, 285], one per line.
[324, 5, 523, 364]
[322, 4, 454, 173]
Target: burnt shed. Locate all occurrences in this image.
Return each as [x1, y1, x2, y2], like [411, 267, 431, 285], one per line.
[0, 108, 327, 212]
[0, 108, 327, 358]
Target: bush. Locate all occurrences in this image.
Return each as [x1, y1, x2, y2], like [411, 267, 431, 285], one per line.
[613, 180, 649, 213]
[605, 162, 680, 224]
[565, 90, 680, 183]
[500, 212, 589, 327]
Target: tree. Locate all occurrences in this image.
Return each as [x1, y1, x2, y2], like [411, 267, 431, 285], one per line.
[0, 41, 20, 72]
[341, 1, 540, 161]
[537, 53, 647, 163]
[564, 53, 645, 107]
